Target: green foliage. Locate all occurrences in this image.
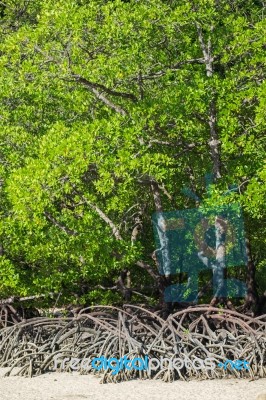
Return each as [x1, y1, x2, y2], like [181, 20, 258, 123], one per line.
[0, 0, 265, 304]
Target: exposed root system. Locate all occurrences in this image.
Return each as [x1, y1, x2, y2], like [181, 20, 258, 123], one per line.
[0, 305, 265, 383]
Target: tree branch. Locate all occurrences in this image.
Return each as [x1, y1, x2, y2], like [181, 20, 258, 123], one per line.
[150, 179, 163, 212]
[132, 58, 206, 80]
[44, 211, 78, 236]
[195, 23, 213, 77]
[195, 23, 221, 180]
[136, 260, 161, 281]
[208, 99, 222, 179]
[71, 74, 135, 116]
[71, 191, 123, 241]
[73, 74, 137, 102]
[87, 202, 123, 240]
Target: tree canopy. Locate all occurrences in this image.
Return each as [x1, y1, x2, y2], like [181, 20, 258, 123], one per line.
[0, 0, 265, 311]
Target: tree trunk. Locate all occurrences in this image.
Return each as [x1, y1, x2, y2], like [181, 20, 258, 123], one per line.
[196, 22, 233, 308]
[150, 179, 174, 317]
[244, 238, 258, 311]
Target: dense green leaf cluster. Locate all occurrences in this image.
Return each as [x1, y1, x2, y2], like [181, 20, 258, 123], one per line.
[0, 0, 265, 306]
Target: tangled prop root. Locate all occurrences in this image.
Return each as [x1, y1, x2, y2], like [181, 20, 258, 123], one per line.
[0, 305, 265, 383]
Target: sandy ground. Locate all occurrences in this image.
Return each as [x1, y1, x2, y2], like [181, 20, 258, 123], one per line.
[0, 369, 265, 400]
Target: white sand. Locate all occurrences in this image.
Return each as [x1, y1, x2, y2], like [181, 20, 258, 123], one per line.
[0, 369, 265, 400]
